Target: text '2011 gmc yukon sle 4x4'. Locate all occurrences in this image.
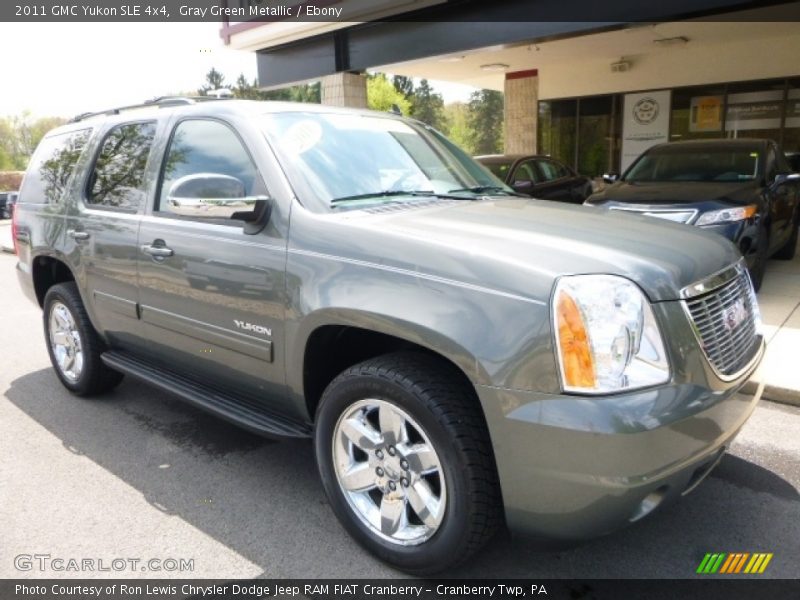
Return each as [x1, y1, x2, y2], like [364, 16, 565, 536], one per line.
[13, 98, 764, 574]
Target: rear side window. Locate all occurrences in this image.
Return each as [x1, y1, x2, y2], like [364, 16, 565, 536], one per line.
[537, 160, 564, 181]
[514, 160, 542, 183]
[157, 119, 267, 221]
[19, 129, 91, 204]
[87, 122, 156, 210]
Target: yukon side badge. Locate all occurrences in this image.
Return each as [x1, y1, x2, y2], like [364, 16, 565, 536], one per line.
[234, 320, 272, 337]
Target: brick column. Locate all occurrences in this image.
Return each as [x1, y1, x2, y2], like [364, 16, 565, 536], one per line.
[321, 72, 368, 108]
[503, 69, 539, 155]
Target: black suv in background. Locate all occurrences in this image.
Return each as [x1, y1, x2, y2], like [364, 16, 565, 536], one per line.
[586, 139, 800, 290]
[0, 191, 18, 219]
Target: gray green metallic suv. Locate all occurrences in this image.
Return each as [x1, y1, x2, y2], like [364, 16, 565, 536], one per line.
[13, 98, 765, 573]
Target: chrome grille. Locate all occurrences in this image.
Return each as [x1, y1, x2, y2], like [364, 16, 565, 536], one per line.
[683, 265, 760, 379]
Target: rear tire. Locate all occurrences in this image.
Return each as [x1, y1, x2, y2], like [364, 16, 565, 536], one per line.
[314, 352, 501, 574]
[43, 282, 123, 396]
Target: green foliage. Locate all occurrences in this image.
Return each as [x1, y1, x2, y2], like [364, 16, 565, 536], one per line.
[231, 72, 321, 103]
[199, 67, 229, 95]
[466, 90, 504, 155]
[411, 79, 446, 130]
[392, 76, 414, 100]
[0, 113, 67, 171]
[442, 102, 473, 153]
[367, 73, 412, 115]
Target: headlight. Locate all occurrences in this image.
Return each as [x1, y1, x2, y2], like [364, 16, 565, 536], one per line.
[553, 275, 670, 394]
[695, 204, 757, 227]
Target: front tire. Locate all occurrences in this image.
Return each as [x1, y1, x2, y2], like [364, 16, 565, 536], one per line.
[43, 282, 123, 396]
[748, 230, 769, 292]
[314, 353, 501, 574]
[773, 217, 798, 260]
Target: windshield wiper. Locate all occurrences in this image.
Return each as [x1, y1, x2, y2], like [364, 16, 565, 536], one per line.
[446, 185, 524, 197]
[330, 190, 437, 205]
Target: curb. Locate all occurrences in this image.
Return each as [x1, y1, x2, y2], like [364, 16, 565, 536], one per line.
[743, 378, 800, 408]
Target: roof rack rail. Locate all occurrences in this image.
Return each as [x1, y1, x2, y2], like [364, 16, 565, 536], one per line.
[69, 95, 231, 123]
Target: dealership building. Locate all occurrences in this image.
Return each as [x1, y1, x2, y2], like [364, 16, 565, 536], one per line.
[219, 0, 800, 177]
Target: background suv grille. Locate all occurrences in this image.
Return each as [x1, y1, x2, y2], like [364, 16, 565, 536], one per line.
[684, 268, 760, 378]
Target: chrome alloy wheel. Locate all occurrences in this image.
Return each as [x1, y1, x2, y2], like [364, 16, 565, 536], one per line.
[48, 301, 84, 382]
[332, 398, 447, 545]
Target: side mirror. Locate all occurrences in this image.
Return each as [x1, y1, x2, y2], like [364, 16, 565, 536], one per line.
[167, 173, 270, 229]
[602, 173, 619, 184]
[773, 172, 800, 187]
[512, 179, 534, 193]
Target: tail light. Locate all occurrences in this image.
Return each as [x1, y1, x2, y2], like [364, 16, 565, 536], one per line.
[10, 203, 18, 255]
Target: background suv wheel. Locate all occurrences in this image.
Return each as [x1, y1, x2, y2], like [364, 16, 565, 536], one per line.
[314, 352, 501, 574]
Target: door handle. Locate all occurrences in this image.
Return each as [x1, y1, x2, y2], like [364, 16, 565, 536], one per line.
[141, 243, 174, 258]
[67, 229, 90, 241]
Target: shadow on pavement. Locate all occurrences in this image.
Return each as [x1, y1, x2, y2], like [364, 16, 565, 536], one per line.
[6, 368, 799, 578]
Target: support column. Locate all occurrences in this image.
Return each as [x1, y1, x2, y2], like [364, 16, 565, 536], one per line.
[503, 69, 539, 155]
[321, 72, 368, 108]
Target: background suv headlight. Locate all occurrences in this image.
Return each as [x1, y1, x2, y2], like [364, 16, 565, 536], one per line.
[695, 204, 757, 227]
[553, 275, 670, 394]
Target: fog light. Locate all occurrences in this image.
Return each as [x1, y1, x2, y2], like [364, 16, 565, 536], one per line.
[629, 486, 668, 522]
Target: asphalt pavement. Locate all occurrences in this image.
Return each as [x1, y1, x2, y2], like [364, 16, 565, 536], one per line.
[1, 250, 798, 580]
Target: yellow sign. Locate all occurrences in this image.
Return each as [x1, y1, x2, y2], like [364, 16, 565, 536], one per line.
[690, 96, 723, 132]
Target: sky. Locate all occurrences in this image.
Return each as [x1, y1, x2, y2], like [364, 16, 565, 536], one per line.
[0, 23, 476, 119]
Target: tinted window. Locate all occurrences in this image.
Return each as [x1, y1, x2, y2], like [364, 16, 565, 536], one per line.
[88, 122, 155, 210]
[159, 119, 266, 220]
[625, 146, 761, 182]
[537, 160, 564, 181]
[514, 160, 541, 183]
[484, 161, 512, 181]
[19, 129, 91, 204]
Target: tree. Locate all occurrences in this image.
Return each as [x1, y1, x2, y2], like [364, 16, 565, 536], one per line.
[410, 79, 445, 130]
[233, 74, 263, 100]
[230, 72, 321, 104]
[392, 76, 414, 101]
[199, 67, 229, 95]
[367, 73, 411, 115]
[442, 102, 473, 153]
[466, 90, 504, 155]
[0, 113, 66, 171]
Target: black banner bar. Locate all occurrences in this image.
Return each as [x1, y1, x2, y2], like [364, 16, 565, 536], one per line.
[2, 0, 800, 23]
[2, 580, 800, 600]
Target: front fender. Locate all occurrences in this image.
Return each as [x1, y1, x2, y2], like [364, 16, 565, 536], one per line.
[284, 247, 560, 411]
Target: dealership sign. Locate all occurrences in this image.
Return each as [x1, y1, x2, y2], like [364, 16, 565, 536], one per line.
[621, 90, 671, 172]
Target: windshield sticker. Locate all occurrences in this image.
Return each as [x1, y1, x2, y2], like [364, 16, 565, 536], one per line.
[280, 120, 322, 155]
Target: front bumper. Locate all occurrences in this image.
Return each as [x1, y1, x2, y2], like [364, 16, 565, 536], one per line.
[475, 341, 764, 541]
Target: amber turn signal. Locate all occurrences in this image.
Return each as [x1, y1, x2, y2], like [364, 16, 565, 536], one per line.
[556, 290, 596, 389]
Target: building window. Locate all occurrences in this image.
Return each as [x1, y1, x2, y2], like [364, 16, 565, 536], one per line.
[725, 79, 786, 144]
[782, 78, 800, 155]
[538, 99, 577, 169]
[578, 95, 617, 178]
[670, 85, 727, 142]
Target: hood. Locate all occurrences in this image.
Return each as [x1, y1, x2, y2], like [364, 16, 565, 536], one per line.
[590, 180, 760, 206]
[298, 198, 743, 303]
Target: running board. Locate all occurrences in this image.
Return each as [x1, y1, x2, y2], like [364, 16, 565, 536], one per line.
[101, 351, 311, 439]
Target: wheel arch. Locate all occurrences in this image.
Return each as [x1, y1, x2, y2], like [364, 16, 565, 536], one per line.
[32, 253, 76, 307]
[293, 309, 491, 423]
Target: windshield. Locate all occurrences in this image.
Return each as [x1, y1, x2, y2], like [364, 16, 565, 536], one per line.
[625, 147, 761, 183]
[260, 112, 511, 211]
[482, 161, 513, 180]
